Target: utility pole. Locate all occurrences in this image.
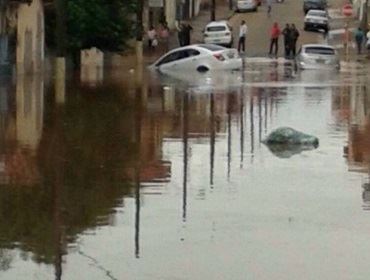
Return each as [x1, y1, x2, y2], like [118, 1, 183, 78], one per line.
[211, 0, 216, 21]
[361, 0, 368, 31]
[54, 0, 67, 101]
[136, 0, 144, 65]
[55, 0, 67, 57]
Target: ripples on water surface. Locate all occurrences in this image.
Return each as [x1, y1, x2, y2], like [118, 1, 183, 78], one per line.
[0, 62, 370, 279]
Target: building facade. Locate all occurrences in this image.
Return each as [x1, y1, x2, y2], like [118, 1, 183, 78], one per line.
[0, 0, 44, 75]
[147, 0, 203, 30]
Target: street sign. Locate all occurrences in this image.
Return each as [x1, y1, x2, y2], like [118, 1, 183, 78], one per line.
[342, 3, 353, 17]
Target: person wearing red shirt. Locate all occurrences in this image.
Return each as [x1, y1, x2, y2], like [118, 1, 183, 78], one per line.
[269, 22, 281, 58]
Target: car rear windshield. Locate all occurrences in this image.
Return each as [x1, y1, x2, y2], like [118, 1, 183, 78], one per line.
[305, 47, 335, 55]
[306, 0, 325, 3]
[308, 11, 326, 17]
[198, 44, 226, 51]
[207, 26, 227, 32]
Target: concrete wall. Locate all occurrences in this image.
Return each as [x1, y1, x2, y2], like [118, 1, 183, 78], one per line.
[166, 0, 177, 29]
[16, 0, 44, 74]
[165, 0, 203, 29]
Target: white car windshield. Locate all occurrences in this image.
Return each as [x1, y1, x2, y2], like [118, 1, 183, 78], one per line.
[308, 11, 326, 17]
[305, 47, 335, 55]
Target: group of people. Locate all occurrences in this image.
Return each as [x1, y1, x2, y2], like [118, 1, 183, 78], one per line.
[268, 22, 300, 58]
[147, 22, 170, 51]
[177, 22, 193, 47]
[147, 21, 193, 52]
[342, 26, 370, 55]
[352, 27, 370, 55]
[282, 23, 300, 58]
[238, 21, 300, 59]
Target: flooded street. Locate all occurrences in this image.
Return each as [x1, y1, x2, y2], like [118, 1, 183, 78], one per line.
[1, 60, 370, 279]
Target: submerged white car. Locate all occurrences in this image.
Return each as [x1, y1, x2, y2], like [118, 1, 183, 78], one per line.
[295, 44, 340, 70]
[203, 21, 234, 47]
[150, 44, 242, 73]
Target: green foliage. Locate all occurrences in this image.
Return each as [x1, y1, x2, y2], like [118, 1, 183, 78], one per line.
[46, 0, 136, 53]
[67, 0, 136, 51]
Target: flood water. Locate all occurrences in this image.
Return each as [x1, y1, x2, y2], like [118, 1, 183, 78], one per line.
[1, 60, 370, 279]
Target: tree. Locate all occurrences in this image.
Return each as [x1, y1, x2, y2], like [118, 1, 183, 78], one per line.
[54, 0, 67, 56]
[67, 0, 135, 52]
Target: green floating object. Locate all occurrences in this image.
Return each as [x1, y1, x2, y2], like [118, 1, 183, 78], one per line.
[262, 127, 319, 158]
[263, 127, 319, 146]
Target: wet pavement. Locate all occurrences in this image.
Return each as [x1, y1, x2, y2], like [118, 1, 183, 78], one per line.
[0, 58, 370, 279]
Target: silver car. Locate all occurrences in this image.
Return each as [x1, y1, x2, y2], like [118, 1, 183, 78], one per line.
[295, 44, 340, 70]
[236, 0, 258, 12]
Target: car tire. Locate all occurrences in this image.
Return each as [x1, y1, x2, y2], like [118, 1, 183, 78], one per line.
[197, 66, 209, 73]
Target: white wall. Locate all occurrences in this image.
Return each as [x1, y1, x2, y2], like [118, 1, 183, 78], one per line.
[16, 0, 44, 74]
[165, 0, 177, 29]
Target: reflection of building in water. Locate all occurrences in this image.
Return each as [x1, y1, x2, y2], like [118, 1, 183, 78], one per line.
[0, 76, 44, 185]
[345, 86, 370, 172]
[0, 80, 13, 185]
[343, 86, 370, 210]
[331, 86, 351, 125]
[16, 75, 44, 149]
[362, 182, 370, 211]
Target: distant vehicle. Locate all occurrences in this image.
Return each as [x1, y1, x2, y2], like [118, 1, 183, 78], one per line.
[150, 44, 243, 73]
[295, 44, 340, 70]
[236, 0, 258, 12]
[303, 0, 327, 14]
[203, 21, 234, 47]
[304, 9, 329, 32]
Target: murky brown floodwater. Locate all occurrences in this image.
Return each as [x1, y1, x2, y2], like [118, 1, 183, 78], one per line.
[0, 60, 370, 279]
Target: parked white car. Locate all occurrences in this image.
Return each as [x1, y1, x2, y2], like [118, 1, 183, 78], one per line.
[304, 9, 329, 32]
[236, 0, 258, 12]
[295, 44, 340, 70]
[203, 21, 234, 47]
[150, 44, 242, 73]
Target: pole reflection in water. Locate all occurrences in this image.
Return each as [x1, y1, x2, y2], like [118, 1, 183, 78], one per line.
[182, 92, 189, 222]
[55, 60, 66, 105]
[250, 92, 255, 161]
[210, 92, 215, 187]
[240, 91, 244, 169]
[258, 91, 262, 145]
[134, 73, 145, 259]
[51, 103, 65, 280]
[264, 90, 268, 134]
[227, 94, 232, 180]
